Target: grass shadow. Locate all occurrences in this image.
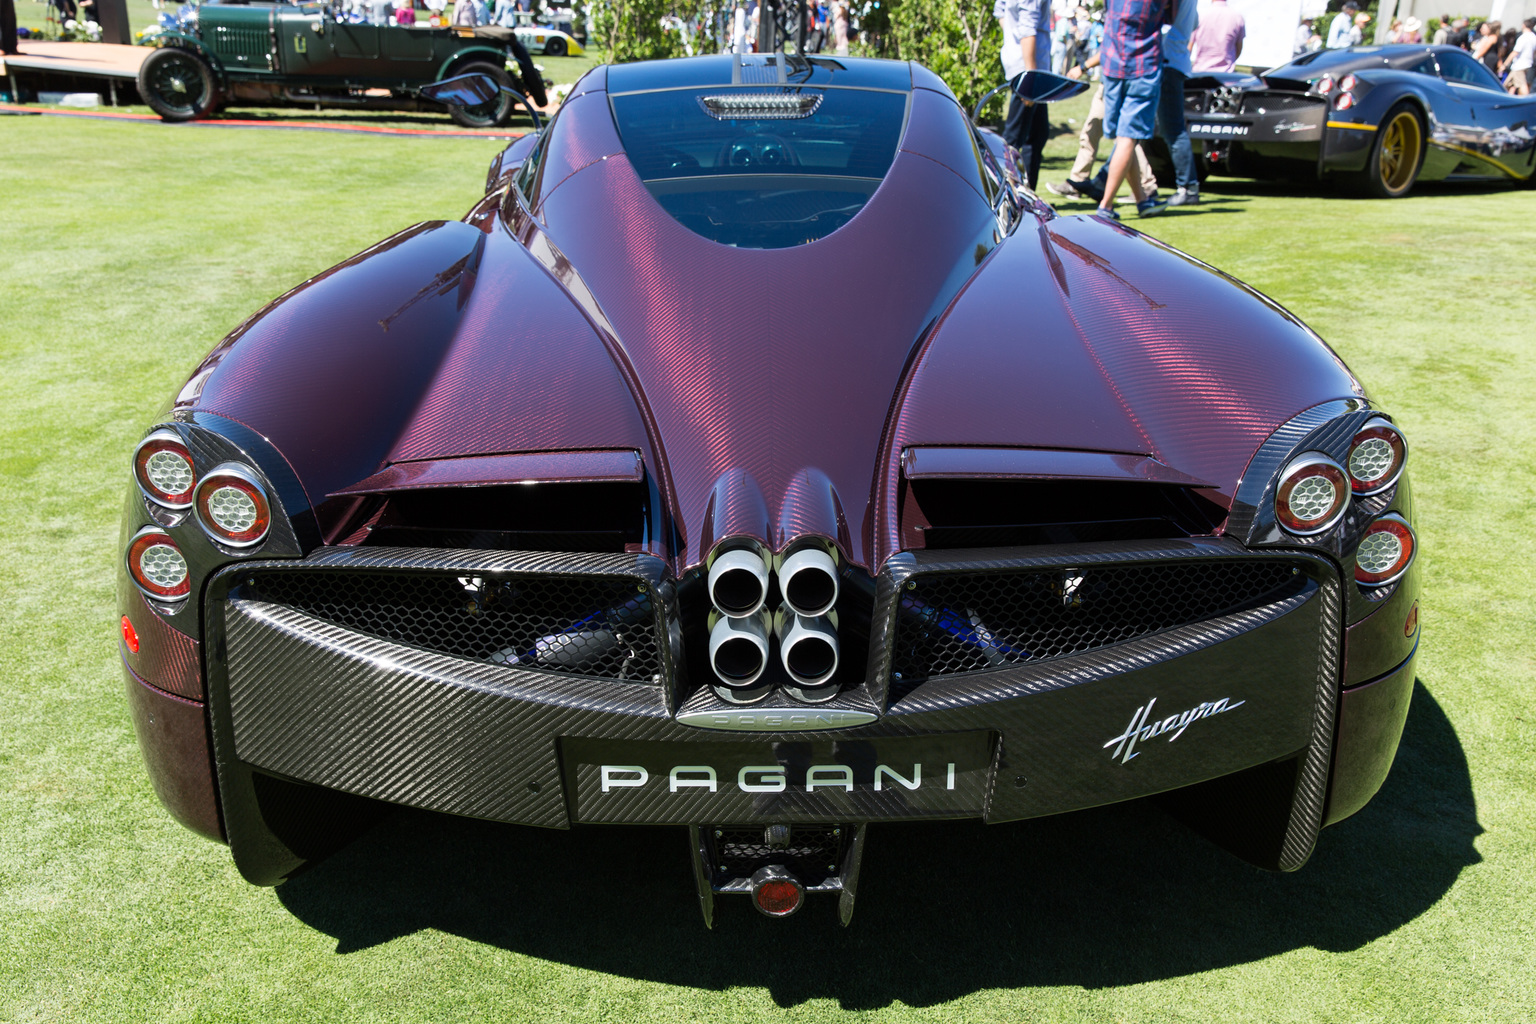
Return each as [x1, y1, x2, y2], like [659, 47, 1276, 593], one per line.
[276, 679, 1477, 1007]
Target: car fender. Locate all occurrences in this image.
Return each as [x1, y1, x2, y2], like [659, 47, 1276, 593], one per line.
[150, 32, 228, 82]
[437, 45, 512, 82]
[1320, 72, 1434, 176]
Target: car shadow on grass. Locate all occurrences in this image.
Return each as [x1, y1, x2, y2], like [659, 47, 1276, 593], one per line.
[275, 679, 1478, 1005]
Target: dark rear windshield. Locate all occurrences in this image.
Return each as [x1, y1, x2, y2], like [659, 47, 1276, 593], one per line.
[608, 86, 908, 248]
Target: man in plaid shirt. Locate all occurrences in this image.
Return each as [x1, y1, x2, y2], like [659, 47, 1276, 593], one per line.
[1099, 0, 1170, 218]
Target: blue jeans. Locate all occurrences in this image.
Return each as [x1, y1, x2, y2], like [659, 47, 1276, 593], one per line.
[1157, 67, 1196, 192]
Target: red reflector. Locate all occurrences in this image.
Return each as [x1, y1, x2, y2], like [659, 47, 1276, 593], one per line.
[755, 880, 802, 916]
[1404, 602, 1419, 637]
[121, 615, 140, 654]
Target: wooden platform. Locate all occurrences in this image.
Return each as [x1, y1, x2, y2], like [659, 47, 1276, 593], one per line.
[0, 39, 150, 80]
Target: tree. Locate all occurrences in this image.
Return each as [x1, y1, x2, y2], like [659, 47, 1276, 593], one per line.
[863, 0, 1003, 116]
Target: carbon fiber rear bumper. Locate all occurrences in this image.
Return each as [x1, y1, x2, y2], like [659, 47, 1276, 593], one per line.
[202, 540, 1341, 885]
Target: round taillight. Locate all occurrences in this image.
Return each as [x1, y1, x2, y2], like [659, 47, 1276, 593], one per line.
[1315, 75, 1335, 95]
[1355, 515, 1415, 586]
[749, 866, 804, 918]
[1335, 93, 1355, 110]
[194, 463, 271, 547]
[1275, 453, 1349, 535]
[1347, 420, 1407, 495]
[133, 429, 196, 508]
[1339, 74, 1358, 92]
[127, 528, 190, 600]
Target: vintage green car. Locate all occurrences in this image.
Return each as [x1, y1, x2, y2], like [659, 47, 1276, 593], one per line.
[137, 1, 545, 127]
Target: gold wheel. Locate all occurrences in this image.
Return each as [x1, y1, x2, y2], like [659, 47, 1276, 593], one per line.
[1377, 109, 1423, 196]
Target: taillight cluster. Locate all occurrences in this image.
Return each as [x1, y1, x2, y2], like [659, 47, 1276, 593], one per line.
[128, 428, 274, 603]
[1274, 418, 1414, 587]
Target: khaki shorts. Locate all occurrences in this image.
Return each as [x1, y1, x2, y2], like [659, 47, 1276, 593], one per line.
[1507, 66, 1532, 93]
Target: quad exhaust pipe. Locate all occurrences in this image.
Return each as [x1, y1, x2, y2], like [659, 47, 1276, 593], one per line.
[705, 541, 842, 695]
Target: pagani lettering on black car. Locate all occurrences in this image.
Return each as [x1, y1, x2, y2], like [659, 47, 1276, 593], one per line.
[1184, 44, 1536, 198]
[118, 56, 1420, 925]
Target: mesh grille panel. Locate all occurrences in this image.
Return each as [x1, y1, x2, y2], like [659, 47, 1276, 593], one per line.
[713, 825, 844, 885]
[247, 570, 661, 682]
[892, 559, 1305, 690]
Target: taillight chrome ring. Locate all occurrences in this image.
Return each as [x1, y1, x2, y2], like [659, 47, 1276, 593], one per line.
[127, 526, 190, 601]
[1347, 419, 1408, 496]
[1355, 514, 1416, 586]
[1275, 452, 1349, 535]
[133, 428, 197, 509]
[194, 462, 271, 548]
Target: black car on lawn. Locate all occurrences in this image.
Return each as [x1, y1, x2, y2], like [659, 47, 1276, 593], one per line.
[138, 0, 545, 126]
[1185, 44, 1536, 197]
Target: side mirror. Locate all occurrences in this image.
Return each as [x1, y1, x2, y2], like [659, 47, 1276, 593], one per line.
[970, 70, 1089, 122]
[420, 73, 502, 108]
[420, 72, 545, 130]
[1010, 70, 1090, 104]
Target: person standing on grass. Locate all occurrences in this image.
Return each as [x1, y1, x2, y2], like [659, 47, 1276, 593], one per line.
[1327, 1, 1357, 49]
[1045, 60, 1161, 204]
[1, 0, 18, 57]
[994, 0, 1052, 190]
[1159, 0, 1199, 206]
[1501, 18, 1535, 96]
[1096, 0, 1170, 220]
[1190, 0, 1243, 72]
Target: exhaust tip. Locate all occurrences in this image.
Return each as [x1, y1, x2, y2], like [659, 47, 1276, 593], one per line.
[779, 613, 839, 687]
[780, 547, 839, 617]
[709, 547, 769, 617]
[710, 612, 769, 687]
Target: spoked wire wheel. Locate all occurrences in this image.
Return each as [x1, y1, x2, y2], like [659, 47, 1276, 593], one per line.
[137, 47, 219, 122]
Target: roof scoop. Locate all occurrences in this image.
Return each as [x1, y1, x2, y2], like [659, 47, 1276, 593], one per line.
[699, 93, 823, 120]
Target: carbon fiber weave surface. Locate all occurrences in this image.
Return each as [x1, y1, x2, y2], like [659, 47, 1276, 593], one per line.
[1278, 569, 1341, 871]
[208, 541, 1336, 835]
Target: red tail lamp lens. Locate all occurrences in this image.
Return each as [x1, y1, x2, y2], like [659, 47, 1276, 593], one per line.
[1339, 74, 1358, 92]
[195, 464, 271, 547]
[127, 529, 190, 600]
[1316, 75, 1335, 95]
[750, 867, 804, 918]
[1355, 516, 1415, 586]
[1275, 454, 1349, 535]
[120, 615, 140, 653]
[1335, 93, 1355, 110]
[133, 430, 196, 508]
[1347, 421, 1407, 495]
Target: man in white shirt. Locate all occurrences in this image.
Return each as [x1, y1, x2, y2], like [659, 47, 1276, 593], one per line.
[1327, 1, 1357, 48]
[1502, 17, 1536, 95]
[995, 0, 1053, 188]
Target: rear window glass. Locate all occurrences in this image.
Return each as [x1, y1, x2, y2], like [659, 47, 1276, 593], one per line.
[608, 86, 908, 248]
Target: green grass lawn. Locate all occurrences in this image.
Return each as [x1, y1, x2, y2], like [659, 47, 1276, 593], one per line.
[2, 99, 1534, 1023]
